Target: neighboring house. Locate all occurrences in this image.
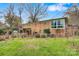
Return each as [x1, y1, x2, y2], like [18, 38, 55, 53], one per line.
[22, 17, 70, 37]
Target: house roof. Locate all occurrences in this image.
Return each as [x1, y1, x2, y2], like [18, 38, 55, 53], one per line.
[22, 17, 68, 26]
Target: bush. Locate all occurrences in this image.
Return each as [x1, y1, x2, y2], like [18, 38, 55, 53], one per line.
[0, 29, 5, 35]
[35, 34, 40, 38]
[43, 29, 50, 35]
[50, 34, 55, 37]
[0, 36, 5, 41]
[41, 34, 46, 38]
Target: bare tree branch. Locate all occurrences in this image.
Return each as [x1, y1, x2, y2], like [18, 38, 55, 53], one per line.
[24, 3, 48, 23]
[17, 3, 25, 22]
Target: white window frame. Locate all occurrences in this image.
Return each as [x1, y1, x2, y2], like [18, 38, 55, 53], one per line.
[51, 19, 65, 29]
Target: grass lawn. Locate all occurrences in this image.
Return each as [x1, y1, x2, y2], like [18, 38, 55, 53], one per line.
[0, 38, 79, 56]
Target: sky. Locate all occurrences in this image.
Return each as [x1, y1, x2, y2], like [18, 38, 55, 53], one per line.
[45, 3, 75, 19]
[0, 3, 78, 23]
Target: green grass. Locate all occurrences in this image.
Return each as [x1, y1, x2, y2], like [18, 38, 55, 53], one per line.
[0, 38, 79, 56]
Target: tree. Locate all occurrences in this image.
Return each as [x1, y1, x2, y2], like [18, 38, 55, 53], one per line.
[4, 4, 15, 29]
[64, 4, 79, 37]
[4, 4, 22, 32]
[12, 15, 22, 29]
[24, 3, 48, 23]
[5, 15, 22, 30]
[65, 4, 79, 25]
[16, 4, 25, 34]
[17, 3, 25, 23]
[64, 3, 79, 46]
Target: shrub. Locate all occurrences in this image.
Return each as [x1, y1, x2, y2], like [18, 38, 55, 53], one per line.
[41, 34, 46, 38]
[43, 29, 50, 35]
[35, 34, 40, 38]
[50, 34, 55, 37]
[0, 29, 5, 35]
[0, 36, 5, 41]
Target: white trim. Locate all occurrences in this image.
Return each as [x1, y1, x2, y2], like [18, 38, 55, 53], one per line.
[51, 19, 65, 29]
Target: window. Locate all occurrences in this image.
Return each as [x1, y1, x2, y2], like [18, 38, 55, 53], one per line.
[52, 20, 56, 28]
[51, 19, 65, 29]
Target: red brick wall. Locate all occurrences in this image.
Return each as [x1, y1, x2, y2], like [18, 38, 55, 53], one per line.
[23, 20, 66, 37]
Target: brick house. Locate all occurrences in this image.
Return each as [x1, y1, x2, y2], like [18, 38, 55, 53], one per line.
[21, 17, 79, 37]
